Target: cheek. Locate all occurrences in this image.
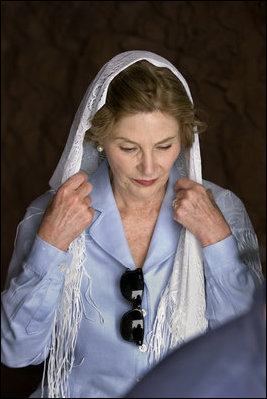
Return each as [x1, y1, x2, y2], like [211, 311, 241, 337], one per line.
[165, 146, 181, 168]
[107, 154, 132, 177]
[173, 143, 181, 157]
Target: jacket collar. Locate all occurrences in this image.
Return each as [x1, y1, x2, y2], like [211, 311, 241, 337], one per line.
[87, 160, 181, 269]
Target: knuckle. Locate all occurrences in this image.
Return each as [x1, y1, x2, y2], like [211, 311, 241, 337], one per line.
[83, 195, 92, 206]
[79, 171, 88, 179]
[70, 193, 80, 206]
[57, 185, 69, 199]
[177, 200, 188, 215]
[65, 172, 88, 188]
[176, 191, 183, 200]
[73, 175, 83, 186]
[74, 171, 87, 181]
[176, 202, 184, 213]
[198, 185, 207, 196]
[186, 190, 194, 201]
[75, 172, 88, 186]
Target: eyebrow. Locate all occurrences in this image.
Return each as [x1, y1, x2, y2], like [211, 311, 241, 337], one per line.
[114, 136, 178, 145]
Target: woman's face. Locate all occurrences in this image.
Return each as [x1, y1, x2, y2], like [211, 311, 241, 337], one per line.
[103, 111, 181, 203]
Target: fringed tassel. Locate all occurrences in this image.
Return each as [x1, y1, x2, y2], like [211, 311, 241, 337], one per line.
[147, 228, 207, 366]
[46, 233, 86, 398]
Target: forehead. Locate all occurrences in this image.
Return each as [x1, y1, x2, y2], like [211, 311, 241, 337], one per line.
[110, 111, 180, 140]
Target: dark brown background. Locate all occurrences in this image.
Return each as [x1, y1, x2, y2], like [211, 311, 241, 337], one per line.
[1, 1, 266, 397]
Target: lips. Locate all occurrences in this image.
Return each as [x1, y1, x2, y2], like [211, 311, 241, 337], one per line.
[133, 179, 158, 186]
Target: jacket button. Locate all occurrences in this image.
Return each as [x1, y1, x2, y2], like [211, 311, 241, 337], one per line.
[59, 263, 66, 271]
[139, 344, 147, 352]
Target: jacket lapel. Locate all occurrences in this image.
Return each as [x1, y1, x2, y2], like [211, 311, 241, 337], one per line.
[86, 160, 181, 270]
[87, 160, 135, 268]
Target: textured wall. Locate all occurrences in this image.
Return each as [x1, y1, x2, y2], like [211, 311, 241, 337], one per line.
[1, 1, 266, 397]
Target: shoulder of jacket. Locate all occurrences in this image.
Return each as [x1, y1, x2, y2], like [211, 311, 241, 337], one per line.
[202, 179, 245, 210]
[27, 189, 55, 212]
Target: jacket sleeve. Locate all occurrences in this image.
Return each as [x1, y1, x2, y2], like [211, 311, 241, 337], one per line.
[1, 192, 73, 367]
[202, 188, 264, 328]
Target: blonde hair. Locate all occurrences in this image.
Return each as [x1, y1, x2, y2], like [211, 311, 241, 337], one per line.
[85, 60, 206, 148]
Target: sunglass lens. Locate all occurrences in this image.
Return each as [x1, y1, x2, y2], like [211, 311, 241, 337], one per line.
[120, 269, 144, 304]
[120, 309, 144, 346]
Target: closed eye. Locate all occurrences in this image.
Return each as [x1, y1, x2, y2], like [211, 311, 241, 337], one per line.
[119, 144, 172, 152]
[119, 147, 137, 152]
[157, 145, 172, 150]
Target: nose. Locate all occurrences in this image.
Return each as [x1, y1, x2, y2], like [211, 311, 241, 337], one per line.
[137, 150, 157, 176]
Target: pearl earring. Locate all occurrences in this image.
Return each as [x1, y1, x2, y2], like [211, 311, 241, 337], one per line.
[97, 145, 104, 153]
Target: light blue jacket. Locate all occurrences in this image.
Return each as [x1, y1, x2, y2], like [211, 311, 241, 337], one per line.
[1, 160, 262, 398]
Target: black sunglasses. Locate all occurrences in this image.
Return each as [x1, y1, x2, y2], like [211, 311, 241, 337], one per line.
[120, 268, 144, 346]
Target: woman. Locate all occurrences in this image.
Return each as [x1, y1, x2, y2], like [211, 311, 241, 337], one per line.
[1, 51, 263, 398]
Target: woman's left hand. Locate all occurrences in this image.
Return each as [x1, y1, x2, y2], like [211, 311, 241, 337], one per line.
[172, 178, 231, 247]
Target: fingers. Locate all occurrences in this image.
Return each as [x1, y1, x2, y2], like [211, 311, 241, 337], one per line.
[174, 178, 201, 208]
[174, 178, 209, 199]
[87, 206, 95, 220]
[172, 179, 216, 216]
[172, 192, 184, 209]
[172, 178, 231, 244]
[63, 172, 89, 190]
[57, 172, 93, 200]
[83, 195, 92, 208]
[174, 177, 195, 191]
[76, 181, 93, 198]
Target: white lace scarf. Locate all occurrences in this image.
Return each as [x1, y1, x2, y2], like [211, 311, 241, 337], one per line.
[46, 51, 208, 398]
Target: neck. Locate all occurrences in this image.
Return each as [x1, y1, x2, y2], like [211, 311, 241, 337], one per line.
[112, 184, 166, 216]
[115, 189, 166, 215]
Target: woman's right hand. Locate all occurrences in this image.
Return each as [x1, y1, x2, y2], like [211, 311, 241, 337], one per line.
[38, 172, 94, 251]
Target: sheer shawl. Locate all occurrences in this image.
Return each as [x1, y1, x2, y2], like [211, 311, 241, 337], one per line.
[46, 50, 209, 397]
